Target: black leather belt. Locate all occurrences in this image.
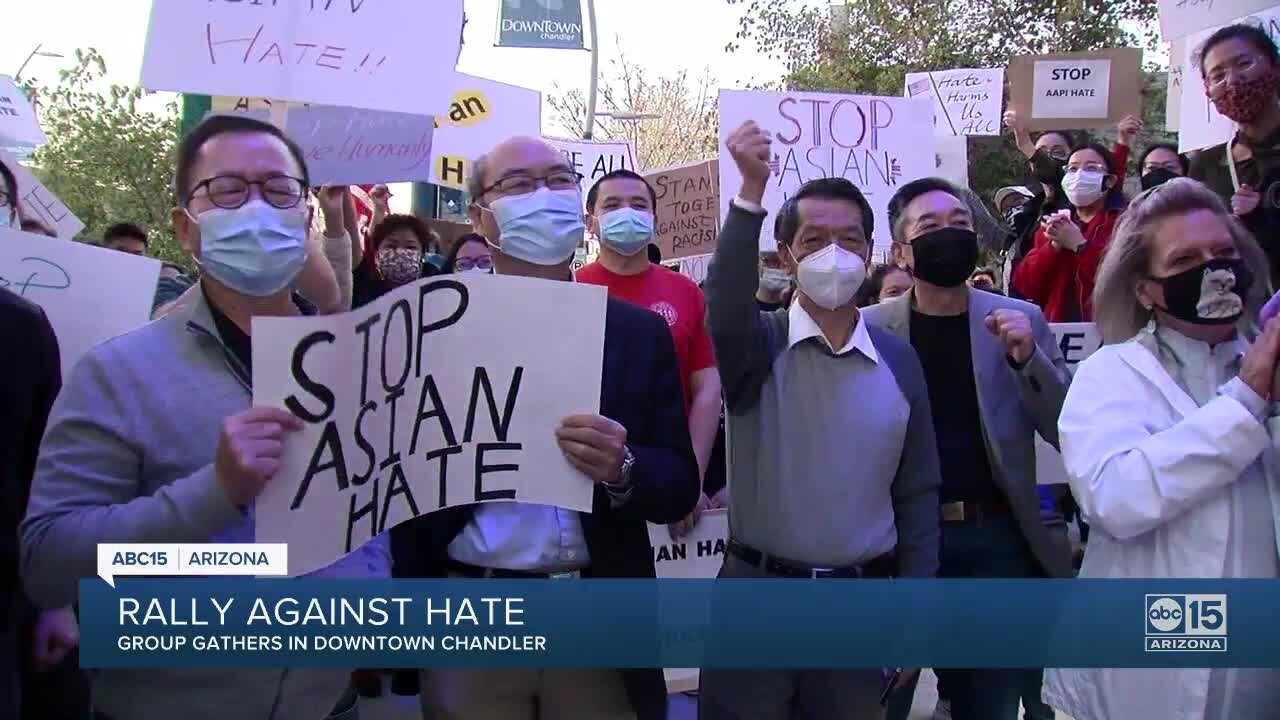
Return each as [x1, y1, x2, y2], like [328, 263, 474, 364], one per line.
[446, 558, 582, 579]
[941, 498, 1011, 524]
[727, 539, 896, 579]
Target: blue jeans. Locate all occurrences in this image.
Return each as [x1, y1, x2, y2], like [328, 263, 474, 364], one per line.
[884, 516, 1044, 720]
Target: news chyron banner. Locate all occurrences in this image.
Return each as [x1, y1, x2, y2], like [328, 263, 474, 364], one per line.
[79, 577, 1271, 667]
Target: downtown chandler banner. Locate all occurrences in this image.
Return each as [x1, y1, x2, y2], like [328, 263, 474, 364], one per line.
[79, 579, 1279, 668]
[495, 0, 585, 49]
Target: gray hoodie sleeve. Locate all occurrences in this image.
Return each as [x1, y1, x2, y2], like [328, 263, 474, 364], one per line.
[20, 345, 242, 608]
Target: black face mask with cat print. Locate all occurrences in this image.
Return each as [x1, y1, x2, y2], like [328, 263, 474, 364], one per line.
[1150, 258, 1252, 326]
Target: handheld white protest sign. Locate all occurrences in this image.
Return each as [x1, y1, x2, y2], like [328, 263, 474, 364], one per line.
[0, 75, 47, 148]
[251, 274, 606, 576]
[1177, 6, 1280, 152]
[546, 137, 638, 197]
[1009, 48, 1142, 131]
[0, 227, 160, 377]
[208, 101, 434, 185]
[718, 89, 936, 251]
[1036, 323, 1102, 486]
[677, 255, 711, 286]
[431, 73, 543, 190]
[0, 149, 84, 239]
[141, 0, 464, 116]
[648, 509, 728, 694]
[934, 136, 970, 188]
[1032, 60, 1112, 119]
[1158, 0, 1275, 41]
[904, 68, 1003, 137]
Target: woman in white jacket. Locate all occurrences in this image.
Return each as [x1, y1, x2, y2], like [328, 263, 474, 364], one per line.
[1043, 178, 1280, 720]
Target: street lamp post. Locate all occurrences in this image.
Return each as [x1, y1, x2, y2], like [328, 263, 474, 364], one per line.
[598, 111, 659, 168]
[14, 44, 65, 84]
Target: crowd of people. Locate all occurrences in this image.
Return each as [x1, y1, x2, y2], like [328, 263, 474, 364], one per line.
[4, 19, 1280, 720]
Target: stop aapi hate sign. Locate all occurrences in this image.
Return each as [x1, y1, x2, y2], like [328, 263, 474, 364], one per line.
[646, 159, 719, 261]
[251, 274, 606, 576]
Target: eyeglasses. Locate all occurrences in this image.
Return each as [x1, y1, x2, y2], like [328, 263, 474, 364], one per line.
[478, 170, 583, 198]
[186, 174, 307, 209]
[455, 256, 494, 272]
[1207, 55, 1262, 89]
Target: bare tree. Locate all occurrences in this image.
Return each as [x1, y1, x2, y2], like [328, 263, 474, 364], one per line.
[548, 50, 719, 171]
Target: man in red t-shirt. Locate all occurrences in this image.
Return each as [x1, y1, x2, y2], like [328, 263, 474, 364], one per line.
[577, 170, 722, 533]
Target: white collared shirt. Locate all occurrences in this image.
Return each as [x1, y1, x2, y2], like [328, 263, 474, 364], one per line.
[787, 299, 879, 362]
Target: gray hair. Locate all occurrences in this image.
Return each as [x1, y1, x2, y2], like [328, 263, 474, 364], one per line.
[466, 153, 490, 204]
[1092, 177, 1272, 345]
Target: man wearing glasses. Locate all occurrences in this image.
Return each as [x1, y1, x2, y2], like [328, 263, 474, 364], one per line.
[395, 135, 699, 720]
[20, 114, 364, 720]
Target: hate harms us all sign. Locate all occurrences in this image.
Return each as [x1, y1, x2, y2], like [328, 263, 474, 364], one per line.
[251, 274, 607, 576]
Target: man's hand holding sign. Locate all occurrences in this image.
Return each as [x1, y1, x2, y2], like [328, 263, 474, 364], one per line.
[556, 414, 630, 489]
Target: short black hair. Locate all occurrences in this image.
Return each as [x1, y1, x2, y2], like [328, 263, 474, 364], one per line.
[175, 114, 309, 204]
[586, 169, 657, 213]
[856, 263, 911, 307]
[0, 157, 16, 207]
[887, 177, 964, 243]
[443, 232, 489, 273]
[1199, 23, 1280, 77]
[369, 214, 434, 254]
[104, 222, 148, 246]
[647, 243, 662, 264]
[1138, 143, 1190, 175]
[775, 177, 875, 249]
[1033, 130, 1077, 152]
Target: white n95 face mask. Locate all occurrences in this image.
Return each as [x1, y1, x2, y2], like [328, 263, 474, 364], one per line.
[793, 243, 866, 311]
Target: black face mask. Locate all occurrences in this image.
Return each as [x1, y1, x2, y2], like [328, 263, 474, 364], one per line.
[1151, 258, 1253, 326]
[911, 227, 979, 288]
[1031, 152, 1067, 186]
[1140, 168, 1179, 191]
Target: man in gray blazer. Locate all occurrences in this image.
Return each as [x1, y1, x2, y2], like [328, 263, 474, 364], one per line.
[862, 177, 1072, 720]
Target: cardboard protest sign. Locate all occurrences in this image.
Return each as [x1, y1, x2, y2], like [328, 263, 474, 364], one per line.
[141, 0, 463, 116]
[1036, 323, 1102, 486]
[648, 509, 727, 693]
[208, 100, 433, 185]
[0, 227, 160, 377]
[1177, 6, 1280, 152]
[547, 137, 637, 198]
[645, 159, 719, 261]
[718, 89, 935, 251]
[1158, 0, 1275, 40]
[0, 75, 46, 148]
[431, 74, 543, 190]
[251, 273, 607, 575]
[1009, 48, 1142, 131]
[0, 148, 84, 239]
[904, 68, 1003, 136]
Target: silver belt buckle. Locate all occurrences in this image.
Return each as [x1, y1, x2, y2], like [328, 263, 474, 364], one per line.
[810, 567, 834, 579]
[548, 570, 581, 579]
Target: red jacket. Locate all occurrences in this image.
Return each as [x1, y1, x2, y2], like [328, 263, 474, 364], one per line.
[1010, 207, 1121, 322]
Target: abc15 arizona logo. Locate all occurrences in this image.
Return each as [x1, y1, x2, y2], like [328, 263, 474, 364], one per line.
[1145, 594, 1227, 652]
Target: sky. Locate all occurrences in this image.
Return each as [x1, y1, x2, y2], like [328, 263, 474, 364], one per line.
[0, 0, 788, 134]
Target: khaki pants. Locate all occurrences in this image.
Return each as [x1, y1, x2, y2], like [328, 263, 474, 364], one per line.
[419, 668, 635, 720]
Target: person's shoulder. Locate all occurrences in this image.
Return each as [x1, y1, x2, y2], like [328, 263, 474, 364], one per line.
[574, 261, 608, 284]
[606, 295, 662, 328]
[0, 286, 50, 329]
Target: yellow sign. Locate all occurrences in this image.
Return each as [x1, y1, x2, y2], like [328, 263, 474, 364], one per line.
[445, 90, 491, 128]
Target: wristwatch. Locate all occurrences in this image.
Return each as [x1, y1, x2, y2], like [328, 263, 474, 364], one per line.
[614, 446, 636, 488]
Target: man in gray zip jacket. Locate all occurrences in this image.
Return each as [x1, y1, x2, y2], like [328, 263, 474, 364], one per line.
[697, 122, 941, 719]
[19, 115, 366, 720]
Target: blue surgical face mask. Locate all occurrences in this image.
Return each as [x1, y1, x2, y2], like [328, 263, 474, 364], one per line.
[598, 207, 654, 257]
[1, 206, 14, 228]
[486, 186, 584, 266]
[193, 200, 308, 297]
